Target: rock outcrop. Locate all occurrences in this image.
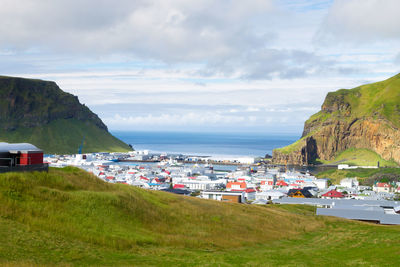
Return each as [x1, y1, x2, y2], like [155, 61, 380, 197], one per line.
[273, 73, 400, 165]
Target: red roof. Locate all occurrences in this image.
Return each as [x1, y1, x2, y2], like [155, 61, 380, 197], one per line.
[322, 190, 344, 198]
[227, 182, 246, 189]
[140, 176, 149, 181]
[106, 176, 114, 180]
[173, 184, 185, 189]
[276, 180, 288, 186]
[245, 188, 256, 193]
[376, 183, 391, 188]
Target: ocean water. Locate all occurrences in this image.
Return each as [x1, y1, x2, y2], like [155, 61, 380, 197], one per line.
[112, 131, 299, 158]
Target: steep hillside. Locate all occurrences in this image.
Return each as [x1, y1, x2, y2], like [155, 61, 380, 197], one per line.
[273, 73, 400, 165]
[0, 167, 399, 266]
[0, 76, 130, 153]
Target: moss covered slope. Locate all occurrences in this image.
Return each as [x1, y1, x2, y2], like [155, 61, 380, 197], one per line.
[0, 76, 130, 153]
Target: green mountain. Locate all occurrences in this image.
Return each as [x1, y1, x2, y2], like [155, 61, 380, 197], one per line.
[273, 73, 400, 166]
[0, 76, 130, 154]
[1, 167, 399, 266]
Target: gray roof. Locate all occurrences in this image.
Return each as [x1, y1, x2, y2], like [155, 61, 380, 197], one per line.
[317, 208, 400, 225]
[273, 197, 400, 208]
[0, 142, 42, 153]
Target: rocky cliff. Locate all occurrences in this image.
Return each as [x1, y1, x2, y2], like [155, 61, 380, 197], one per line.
[0, 76, 131, 154]
[273, 73, 400, 166]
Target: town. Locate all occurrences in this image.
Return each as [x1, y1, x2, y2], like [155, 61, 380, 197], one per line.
[43, 149, 400, 225]
[2, 142, 399, 225]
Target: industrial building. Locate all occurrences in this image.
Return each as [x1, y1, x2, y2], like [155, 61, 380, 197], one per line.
[0, 142, 47, 173]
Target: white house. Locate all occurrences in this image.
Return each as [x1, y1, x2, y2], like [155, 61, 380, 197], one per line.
[200, 190, 245, 203]
[260, 178, 275, 191]
[172, 177, 226, 191]
[373, 183, 393, 193]
[255, 190, 285, 200]
[340, 178, 359, 188]
[313, 179, 328, 190]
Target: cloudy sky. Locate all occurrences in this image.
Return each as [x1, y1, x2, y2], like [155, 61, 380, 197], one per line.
[1, 0, 400, 134]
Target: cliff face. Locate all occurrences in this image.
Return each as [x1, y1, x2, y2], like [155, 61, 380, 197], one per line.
[0, 77, 106, 131]
[0, 76, 130, 154]
[273, 73, 400, 165]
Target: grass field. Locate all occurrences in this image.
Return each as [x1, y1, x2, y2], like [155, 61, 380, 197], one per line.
[0, 167, 399, 266]
[316, 167, 400, 185]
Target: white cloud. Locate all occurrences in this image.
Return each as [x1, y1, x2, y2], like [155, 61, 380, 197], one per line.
[1, 0, 400, 133]
[316, 0, 400, 43]
[0, 0, 350, 80]
[105, 112, 246, 127]
[0, 0, 273, 61]
[246, 107, 260, 112]
[395, 53, 400, 64]
[96, 101, 323, 132]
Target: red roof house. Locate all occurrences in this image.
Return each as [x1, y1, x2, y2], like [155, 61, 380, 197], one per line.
[245, 188, 256, 193]
[276, 180, 289, 187]
[373, 182, 393, 193]
[139, 176, 149, 181]
[226, 182, 247, 191]
[322, 190, 345, 199]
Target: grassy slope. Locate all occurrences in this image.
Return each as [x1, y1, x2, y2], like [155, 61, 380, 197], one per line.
[314, 73, 400, 126]
[318, 148, 398, 167]
[0, 119, 131, 154]
[274, 136, 306, 154]
[316, 167, 400, 185]
[275, 73, 400, 162]
[0, 75, 131, 154]
[0, 168, 399, 266]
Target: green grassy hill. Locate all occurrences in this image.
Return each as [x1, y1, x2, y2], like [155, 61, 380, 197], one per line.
[0, 76, 131, 154]
[0, 119, 130, 154]
[1, 167, 399, 266]
[273, 73, 400, 166]
[318, 73, 400, 127]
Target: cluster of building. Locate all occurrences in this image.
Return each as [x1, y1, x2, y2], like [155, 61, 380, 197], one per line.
[118, 150, 257, 165]
[1, 147, 391, 226]
[45, 151, 400, 203]
[2, 142, 399, 225]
